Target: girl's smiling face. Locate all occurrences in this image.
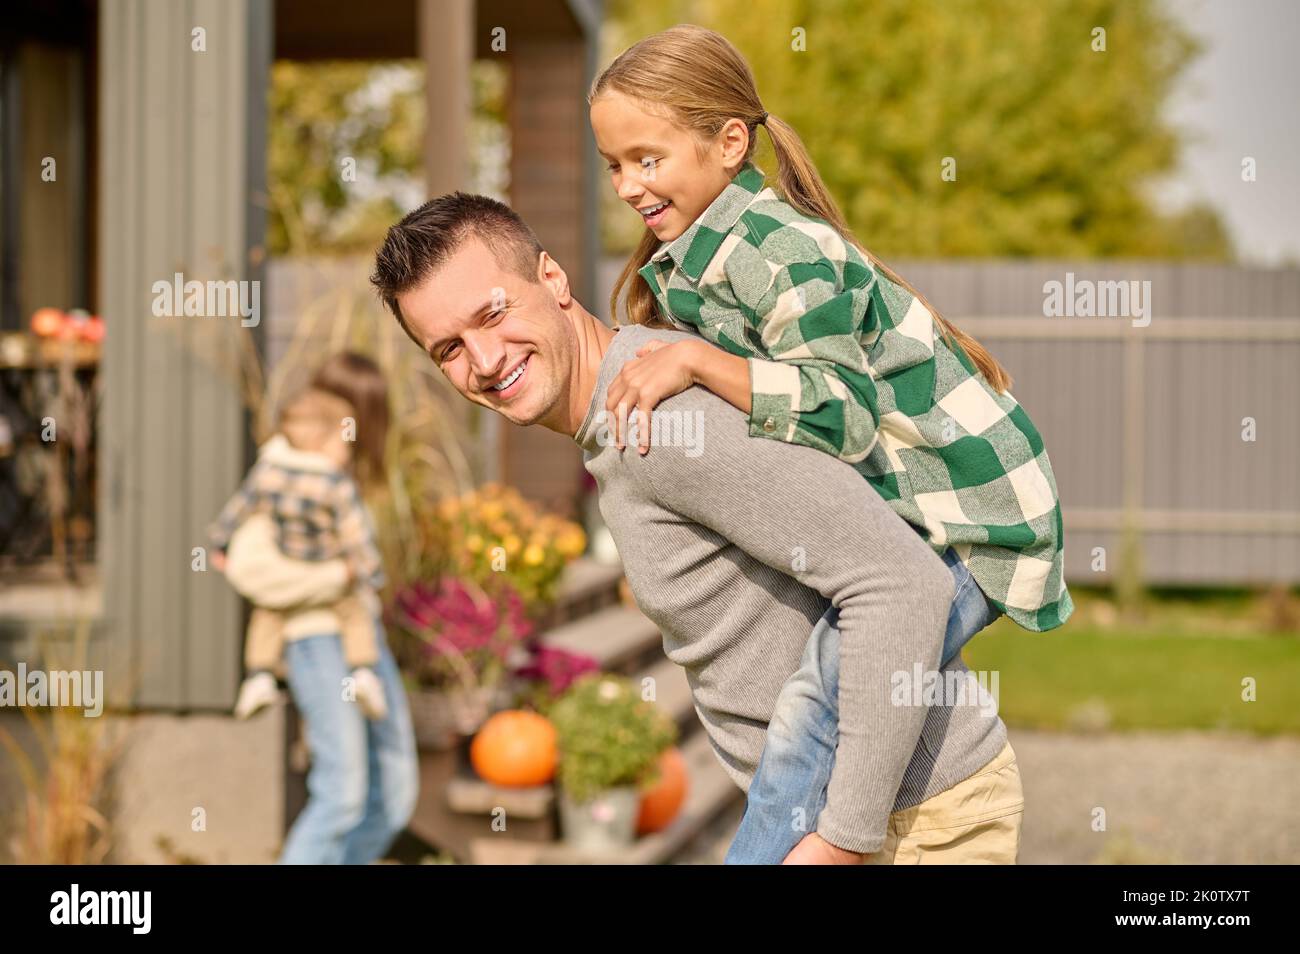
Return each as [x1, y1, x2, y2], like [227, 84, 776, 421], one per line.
[590, 90, 749, 242]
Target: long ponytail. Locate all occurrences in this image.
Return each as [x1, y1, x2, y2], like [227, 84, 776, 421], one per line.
[609, 228, 673, 332]
[762, 115, 1011, 392]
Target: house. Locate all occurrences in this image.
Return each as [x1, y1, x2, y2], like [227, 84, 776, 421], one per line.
[0, 0, 602, 864]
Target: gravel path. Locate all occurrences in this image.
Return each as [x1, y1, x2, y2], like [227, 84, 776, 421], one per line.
[676, 729, 1300, 864]
[1012, 729, 1300, 864]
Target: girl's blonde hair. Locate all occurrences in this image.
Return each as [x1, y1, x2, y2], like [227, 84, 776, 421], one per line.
[589, 24, 1011, 392]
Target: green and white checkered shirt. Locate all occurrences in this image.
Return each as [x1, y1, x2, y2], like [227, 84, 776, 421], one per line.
[636, 161, 1072, 631]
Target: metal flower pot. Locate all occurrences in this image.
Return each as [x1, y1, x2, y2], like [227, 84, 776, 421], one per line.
[558, 785, 641, 853]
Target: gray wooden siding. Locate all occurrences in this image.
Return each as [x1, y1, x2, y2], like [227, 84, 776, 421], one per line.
[887, 260, 1300, 587]
[98, 0, 266, 709]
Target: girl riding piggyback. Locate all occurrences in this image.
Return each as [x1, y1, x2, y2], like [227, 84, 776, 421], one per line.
[588, 24, 1071, 864]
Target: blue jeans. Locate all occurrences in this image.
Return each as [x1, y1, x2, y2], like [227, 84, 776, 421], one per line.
[724, 547, 1001, 864]
[279, 622, 419, 864]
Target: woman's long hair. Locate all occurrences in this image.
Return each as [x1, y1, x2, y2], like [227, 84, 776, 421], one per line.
[589, 24, 1011, 392]
[306, 351, 390, 488]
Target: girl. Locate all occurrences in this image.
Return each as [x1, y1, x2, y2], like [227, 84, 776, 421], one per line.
[216, 352, 418, 864]
[210, 353, 392, 722]
[589, 25, 1071, 863]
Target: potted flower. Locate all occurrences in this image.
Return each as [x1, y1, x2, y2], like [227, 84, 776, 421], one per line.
[511, 644, 601, 713]
[547, 673, 678, 852]
[389, 577, 533, 750]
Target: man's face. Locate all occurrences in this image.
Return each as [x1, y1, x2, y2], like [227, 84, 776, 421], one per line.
[397, 239, 574, 428]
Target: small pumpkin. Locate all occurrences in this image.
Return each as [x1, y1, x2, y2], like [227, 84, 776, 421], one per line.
[470, 710, 558, 787]
[636, 746, 689, 834]
[80, 315, 105, 344]
[30, 307, 65, 338]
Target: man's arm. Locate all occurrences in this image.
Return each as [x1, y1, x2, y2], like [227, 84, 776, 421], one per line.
[625, 387, 954, 855]
[223, 512, 352, 610]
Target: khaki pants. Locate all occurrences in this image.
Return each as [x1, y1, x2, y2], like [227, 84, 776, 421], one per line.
[866, 741, 1024, 864]
[244, 592, 378, 679]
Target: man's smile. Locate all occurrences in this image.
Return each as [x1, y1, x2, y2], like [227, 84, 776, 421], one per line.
[484, 355, 530, 399]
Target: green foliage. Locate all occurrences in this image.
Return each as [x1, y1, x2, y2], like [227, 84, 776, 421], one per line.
[268, 61, 425, 255]
[267, 60, 508, 255]
[547, 674, 678, 803]
[601, 0, 1232, 260]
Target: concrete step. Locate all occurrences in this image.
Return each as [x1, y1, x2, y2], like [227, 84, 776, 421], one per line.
[536, 558, 626, 630]
[467, 728, 741, 865]
[444, 658, 693, 820]
[554, 557, 625, 607]
[538, 604, 661, 674]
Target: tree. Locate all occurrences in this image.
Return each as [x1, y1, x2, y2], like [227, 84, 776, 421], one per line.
[600, 0, 1232, 260]
[266, 60, 507, 256]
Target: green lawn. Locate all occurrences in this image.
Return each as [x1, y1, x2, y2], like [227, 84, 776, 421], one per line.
[962, 618, 1300, 735]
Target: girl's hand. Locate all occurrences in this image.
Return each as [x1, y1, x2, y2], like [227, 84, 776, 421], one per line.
[211, 550, 227, 573]
[604, 340, 702, 454]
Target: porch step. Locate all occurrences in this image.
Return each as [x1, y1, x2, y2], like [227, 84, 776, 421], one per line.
[538, 604, 661, 674]
[443, 658, 693, 820]
[536, 558, 626, 630]
[426, 557, 746, 864]
[467, 728, 739, 865]
[554, 557, 625, 607]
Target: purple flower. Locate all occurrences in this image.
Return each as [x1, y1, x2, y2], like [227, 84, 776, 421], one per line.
[389, 578, 533, 667]
[515, 645, 600, 697]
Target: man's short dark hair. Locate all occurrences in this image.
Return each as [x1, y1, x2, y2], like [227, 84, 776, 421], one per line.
[370, 192, 545, 344]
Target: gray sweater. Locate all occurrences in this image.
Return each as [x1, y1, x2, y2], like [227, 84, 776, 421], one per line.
[574, 324, 1008, 853]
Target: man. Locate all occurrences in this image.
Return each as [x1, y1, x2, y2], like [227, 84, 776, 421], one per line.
[363, 192, 1022, 864]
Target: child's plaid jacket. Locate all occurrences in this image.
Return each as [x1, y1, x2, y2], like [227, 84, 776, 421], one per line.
[208, 434, 385, 593]
[636, 161, 1071, 631]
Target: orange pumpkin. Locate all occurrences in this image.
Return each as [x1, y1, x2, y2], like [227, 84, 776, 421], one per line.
[470, 710, 557, 787]
[80, 316, 105, 344]
[636, 746, 689, 834]
[30, 308, 65, 338]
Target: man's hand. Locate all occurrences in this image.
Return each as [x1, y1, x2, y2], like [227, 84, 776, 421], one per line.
[603, 340, 702, 454]
[782, 832, 868, 865]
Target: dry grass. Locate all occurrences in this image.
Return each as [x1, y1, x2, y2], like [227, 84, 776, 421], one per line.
[0, 622, 123, 864]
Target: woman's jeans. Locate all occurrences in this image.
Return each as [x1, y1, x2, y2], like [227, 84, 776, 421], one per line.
[724, 547, 1001, 864]
[279, 622, 419, 864]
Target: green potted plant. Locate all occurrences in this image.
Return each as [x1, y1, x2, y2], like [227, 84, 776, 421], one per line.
[547, 673, 678, 853]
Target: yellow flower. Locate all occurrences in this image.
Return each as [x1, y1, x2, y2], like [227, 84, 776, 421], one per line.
[480, 501, 505, 522]
[502, 534, 522, 557]
[556, 526, 587, 557]
[523, 544, 545, 566]
[465, 534, 484, 553]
